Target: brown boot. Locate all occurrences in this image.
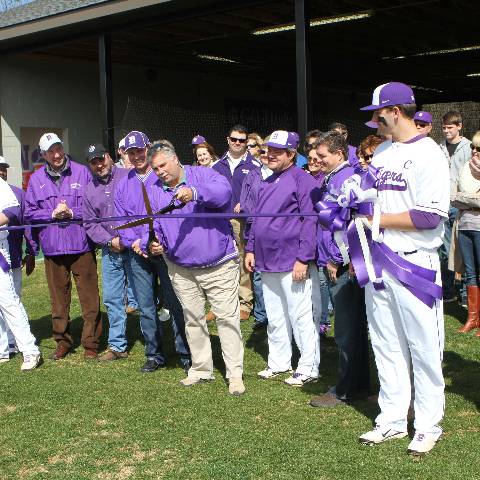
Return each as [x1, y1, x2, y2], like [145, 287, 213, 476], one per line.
[458, 285, 480, 333]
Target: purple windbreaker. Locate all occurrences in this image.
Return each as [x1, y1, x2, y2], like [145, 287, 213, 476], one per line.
[317, 163, 354, 267]
[114, 169, 159, 250]
[212, 151, 260, 211]
[83, 166, 129, 246]
[24, 159, 93, 256]
[239, 166, 262, 241]
[4, 185, 37, 268]
[146, 166, 237, 268]
[245, 165, 320, 272]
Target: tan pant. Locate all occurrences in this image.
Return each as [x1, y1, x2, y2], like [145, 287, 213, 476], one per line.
[230, 218, 253, 314]
[165, 258, 244, 379]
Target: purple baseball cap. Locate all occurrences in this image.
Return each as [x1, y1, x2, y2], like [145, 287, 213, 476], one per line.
[124, 131, 150, 151]
[413, 111, 433, 124]
[192, 135, 206, 145]
[360, 82, 416, 111]
[266, 130, 299, 149]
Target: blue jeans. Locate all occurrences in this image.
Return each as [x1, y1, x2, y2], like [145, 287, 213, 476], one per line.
[439, 207, 457, 298]
[318, 267, 333, 325]
[125, 251, 190, 365]
[101, 247, 129, 352]
[253, 270, 267, 324]
[327, 267, 370, 400]
[458, 230, 480, 286]
[126, 280, 138, 309]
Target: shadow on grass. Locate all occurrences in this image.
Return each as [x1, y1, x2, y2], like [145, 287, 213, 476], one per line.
[443, 350, 480, 410]
[445, 302, 467, 326]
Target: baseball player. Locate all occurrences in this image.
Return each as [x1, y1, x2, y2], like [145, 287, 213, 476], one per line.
[0, 177, 41, 370]
[358, 82, 449, 455]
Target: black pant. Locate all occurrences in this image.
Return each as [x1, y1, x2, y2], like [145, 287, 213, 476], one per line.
[327, 266, 370, 400]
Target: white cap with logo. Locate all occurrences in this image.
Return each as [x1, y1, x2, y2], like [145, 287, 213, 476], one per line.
[39, 133, 63, 152]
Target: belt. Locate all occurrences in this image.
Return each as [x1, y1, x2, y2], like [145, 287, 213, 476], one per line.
[396, 249, 418, 256]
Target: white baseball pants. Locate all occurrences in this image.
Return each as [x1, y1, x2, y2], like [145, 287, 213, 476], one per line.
[262, 266, 320, 377]
[365, 249, 444, 436]
[0, 241, 39, 357]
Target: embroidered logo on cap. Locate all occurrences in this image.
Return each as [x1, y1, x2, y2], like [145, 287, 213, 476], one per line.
[88, 145, 95, 153]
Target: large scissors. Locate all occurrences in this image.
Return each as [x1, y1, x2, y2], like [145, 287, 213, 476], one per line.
[113, 183, 185, 250]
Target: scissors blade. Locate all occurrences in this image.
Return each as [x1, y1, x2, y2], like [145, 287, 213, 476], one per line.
[113, 218, 151, 231]
[142, 183, 153, 216]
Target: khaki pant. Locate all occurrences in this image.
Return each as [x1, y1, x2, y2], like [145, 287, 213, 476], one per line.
[230, 218, 253, 314]
[44, 251, 102, 351]
[165, 258, 244, 379]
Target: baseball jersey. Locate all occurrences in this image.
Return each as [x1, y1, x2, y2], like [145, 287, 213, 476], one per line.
[371, 136, 449, 252]
[0, 178, 19, 241]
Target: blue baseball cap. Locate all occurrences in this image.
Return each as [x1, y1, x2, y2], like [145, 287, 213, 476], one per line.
[361, 82, 416, 111]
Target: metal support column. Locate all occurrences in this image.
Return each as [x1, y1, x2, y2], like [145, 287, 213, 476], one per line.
[98, 33, 114, 156]
[295, 0, 312, 143]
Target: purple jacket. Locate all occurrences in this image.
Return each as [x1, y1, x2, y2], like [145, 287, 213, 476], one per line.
[246, 165, 320, 272]
[146, 166, 237, 268]
[24, 159, 93, 256]
[317, 163, 354, 267]
[348, 145, 359, 169]
[239, 166, 262, 241]
[83, 166, 129, 246]
[114, 169, 159, 249]
[4, 186, 37, 269]
[212, 151, 260, 211]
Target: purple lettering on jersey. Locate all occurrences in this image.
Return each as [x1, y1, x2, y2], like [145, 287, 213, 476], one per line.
[376, 167, 407, 191]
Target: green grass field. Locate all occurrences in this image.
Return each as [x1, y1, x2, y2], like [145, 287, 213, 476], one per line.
[0, 264, 479, 480]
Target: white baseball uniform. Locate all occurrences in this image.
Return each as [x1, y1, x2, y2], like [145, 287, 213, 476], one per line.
[365, 136, 449, 436]
[0, 178, 39, 359]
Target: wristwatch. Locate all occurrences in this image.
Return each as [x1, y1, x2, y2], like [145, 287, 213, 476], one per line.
[106, 239, 113, 248]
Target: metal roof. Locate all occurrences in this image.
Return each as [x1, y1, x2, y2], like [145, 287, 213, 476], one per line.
[0, 0, 110, 29]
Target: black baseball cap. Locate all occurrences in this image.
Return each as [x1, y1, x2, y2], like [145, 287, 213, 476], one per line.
[85, 144, 107, 162]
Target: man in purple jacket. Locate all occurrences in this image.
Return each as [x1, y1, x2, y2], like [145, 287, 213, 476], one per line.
[25, 133, 102, 360]
[245, 130, 320, 386]
[213, 124, 259, 321]
[0, 157, 37, 352]
[83, 144, 130, 361]
[114, 131, 191, 373]
[308, 131, 370, 408]
[146, 140, 245, 395]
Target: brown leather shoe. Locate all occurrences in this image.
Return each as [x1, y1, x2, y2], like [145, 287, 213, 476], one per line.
[84, 349, 98, 360]
[126, 306, 137, 315]
[205, 311, 217, 322]
[49, 343, 71, 361]
[458, 285, 480, 333]
[98, 349, 128, 361]
[240, 310, 251, 321]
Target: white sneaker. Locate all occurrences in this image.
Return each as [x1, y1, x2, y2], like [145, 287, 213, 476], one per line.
[284, 372, 318, 386]
[407, 432, 442, 455]
[21, 353, 42, 371]
[359, 425, 408, 445]
[158, 308, 170, 322]
[0, 357, 10, 364]
[257, 367, 292, 379]
[229, 377, 245, 396]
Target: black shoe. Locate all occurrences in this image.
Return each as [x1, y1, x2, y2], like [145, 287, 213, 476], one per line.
[252, 320, 267, 331]
[140, 359, 164, 373]
[179, 359, 192, 375]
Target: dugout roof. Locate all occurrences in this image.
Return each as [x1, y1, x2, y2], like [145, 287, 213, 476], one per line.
[1, 0, 480, 103]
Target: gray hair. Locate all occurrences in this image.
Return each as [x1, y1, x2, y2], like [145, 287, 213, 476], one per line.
[147, 139, 176, 162]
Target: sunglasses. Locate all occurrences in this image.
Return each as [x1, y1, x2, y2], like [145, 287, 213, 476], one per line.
[362, 153, 374, 161]
[307, 156, 321, 163]
[229, 137, 247, 144]
[247, 143, 258, 149]
[471, 144, 480, 153]
[259, 149, 267, 155]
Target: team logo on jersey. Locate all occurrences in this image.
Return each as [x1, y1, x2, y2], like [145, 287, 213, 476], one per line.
[242, 169, 250, 174]
[376, 167, 407, 191]
[70, 182, 82, 189]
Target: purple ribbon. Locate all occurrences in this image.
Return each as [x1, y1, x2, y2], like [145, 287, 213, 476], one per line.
[317, 166, 442, 308]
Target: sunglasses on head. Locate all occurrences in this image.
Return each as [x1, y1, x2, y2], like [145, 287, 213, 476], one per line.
[229, 136, 247, 144]
[471, 144, 480, 153]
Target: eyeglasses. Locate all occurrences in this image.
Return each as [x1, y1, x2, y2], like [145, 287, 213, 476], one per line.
[229, 137, 247, 144]
[470, 144, 480, 153]
[247, 143, 258, 149]
[363, 153, 374, 161]
[307, 156, 321, 163]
